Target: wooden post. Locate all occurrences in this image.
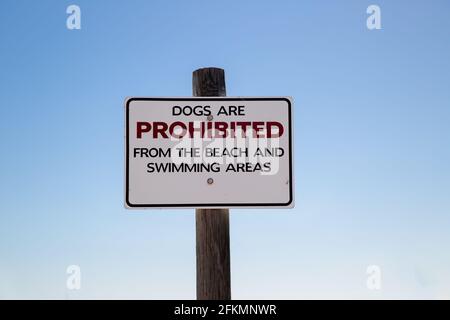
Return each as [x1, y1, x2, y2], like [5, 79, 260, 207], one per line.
[193, 67, 231, 300]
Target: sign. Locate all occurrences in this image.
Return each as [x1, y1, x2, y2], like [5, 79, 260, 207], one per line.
[125, 97, 294, 208]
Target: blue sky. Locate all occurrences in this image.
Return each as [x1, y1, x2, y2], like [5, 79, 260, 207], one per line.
[0, 0, 449, 299]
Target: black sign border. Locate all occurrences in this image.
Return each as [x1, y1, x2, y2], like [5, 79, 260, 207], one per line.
[126, 97, 293, 208]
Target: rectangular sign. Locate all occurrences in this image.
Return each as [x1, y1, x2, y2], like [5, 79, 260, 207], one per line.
[125, 97, 294, 208]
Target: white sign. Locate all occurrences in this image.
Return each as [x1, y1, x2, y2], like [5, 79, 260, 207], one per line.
[125, 97, 294, 208]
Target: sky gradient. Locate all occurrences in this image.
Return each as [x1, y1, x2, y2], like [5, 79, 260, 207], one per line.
[0, 0, 449, 299]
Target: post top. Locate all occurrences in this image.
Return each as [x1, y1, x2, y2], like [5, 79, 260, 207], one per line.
[193, 67, 224, 73]
[192, 67, 226, 97]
